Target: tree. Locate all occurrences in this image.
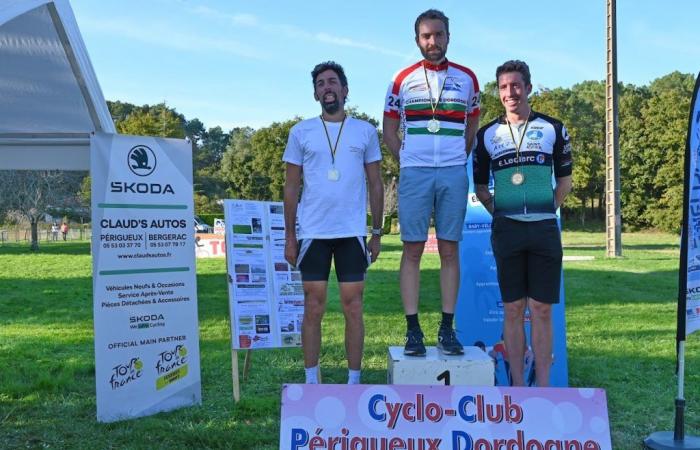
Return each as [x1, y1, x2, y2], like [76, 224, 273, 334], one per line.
[221, 126, 258, 200]
[638, 73, 693, 232]
[347, 107, 398, 215]
[0, 171, 83, 250]
[116, 103, 185, 138]
[619, 84, 651, 229]
[478, 81, 502, 125]
[247, 119, 299, 201]
[530, 82, 606, 225]
[191, 125, 231, 212]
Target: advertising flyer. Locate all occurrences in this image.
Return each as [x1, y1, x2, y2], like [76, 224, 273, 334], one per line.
[224, 200, 304, 349]
[91, 132, 201, 423]
[280, 384, 612, 450]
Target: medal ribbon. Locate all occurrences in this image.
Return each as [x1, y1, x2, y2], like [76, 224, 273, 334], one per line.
[506, 111, 531, 175]
[423, 63, 448, 121]
[320, 115, 346, 166]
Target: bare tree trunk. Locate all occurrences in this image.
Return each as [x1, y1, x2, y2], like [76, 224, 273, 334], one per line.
[30, 219, 39, 251]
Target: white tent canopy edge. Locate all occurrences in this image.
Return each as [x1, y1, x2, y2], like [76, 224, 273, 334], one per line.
[0, 0, 115, 171]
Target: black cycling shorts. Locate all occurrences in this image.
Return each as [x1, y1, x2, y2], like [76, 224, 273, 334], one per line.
[490, 217, 562, 304]
[297, 237, 369, 282]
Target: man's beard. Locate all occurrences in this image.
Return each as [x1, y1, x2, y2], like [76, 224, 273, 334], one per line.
[322, 98, 341, 115]
[420, 45, 446, 63]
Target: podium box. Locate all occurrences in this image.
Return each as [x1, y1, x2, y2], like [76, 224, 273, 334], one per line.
[387, 346, 494, 386]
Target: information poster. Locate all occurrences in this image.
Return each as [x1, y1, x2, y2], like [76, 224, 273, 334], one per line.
[91, 132, 201, 423]
[224, 199, 304, 349]
[456, 155, 568, 386]
[280, 384, 612, 450]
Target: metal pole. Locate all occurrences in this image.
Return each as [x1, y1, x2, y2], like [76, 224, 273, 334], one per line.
[605, 0, 622, 257]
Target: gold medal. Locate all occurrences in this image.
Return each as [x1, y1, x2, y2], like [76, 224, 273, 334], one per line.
[427, 119, 441, 133]
[327, 168, 340, 181]
[511, 172, 524, 185]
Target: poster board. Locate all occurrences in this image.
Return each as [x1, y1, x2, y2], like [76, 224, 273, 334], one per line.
[91, 132, 201, 422]
[224, 199, 304, 350]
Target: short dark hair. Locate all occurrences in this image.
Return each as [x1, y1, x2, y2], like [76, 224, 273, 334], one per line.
[414, 9, 449, 37]
[496, 60, 531, 86]
[311, 61, 348, 88]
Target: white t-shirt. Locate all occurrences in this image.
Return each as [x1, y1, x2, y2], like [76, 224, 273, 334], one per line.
[283, 116, 382, 239]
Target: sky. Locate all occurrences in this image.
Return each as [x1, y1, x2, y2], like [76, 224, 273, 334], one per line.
[69, 0, 700, 131]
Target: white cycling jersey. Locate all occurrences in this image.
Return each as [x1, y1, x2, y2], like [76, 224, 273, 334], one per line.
[384, 59, 480, 168]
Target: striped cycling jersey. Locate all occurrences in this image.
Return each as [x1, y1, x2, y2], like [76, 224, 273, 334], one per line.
[473, 112, 573, 217]
[384, 59, 480, 168]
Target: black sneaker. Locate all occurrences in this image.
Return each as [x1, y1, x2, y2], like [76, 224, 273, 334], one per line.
[437, 327, 464, 355]
[404, 328, 426, 356]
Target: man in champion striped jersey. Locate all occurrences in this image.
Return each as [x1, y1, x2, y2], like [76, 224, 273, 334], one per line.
[383, 9, 480, 356]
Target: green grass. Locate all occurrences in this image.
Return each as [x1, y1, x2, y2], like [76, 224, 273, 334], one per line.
[0, 232, 698, 449]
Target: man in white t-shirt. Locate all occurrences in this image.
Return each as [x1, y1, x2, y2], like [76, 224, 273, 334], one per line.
[283, 61, 384, 384]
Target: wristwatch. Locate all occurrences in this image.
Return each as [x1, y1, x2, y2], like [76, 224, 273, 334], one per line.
[371, 228, 383, 236]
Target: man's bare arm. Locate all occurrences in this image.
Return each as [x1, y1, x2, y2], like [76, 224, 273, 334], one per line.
[554, 175, 572, 209]
[382, 116, 402, 161]
[283, 163, 302, 266]
[475, 184, 493, 215]
[365, 160, 384, 262]
[466, 114, 480, 156]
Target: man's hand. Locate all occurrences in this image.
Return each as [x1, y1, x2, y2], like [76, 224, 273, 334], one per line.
[285, 236, 298, 267]
[368, 234, 381, 263]
[382, 116, 402, 161]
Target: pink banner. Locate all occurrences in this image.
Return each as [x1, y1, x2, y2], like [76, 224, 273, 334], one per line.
[280, 384, 611, 450]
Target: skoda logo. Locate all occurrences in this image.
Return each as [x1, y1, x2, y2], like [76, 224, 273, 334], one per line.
[536, 154, 546, 164]
[128, 145, 156, 177]
[526, 130, 543, 140]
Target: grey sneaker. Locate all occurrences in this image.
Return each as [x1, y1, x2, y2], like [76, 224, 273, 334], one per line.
[404, 328, 426, 356]
[437, 327, 464, 355]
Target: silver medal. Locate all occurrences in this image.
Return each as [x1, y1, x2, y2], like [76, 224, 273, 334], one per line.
[327, 168, 340, 181]
[427, 119, 441, 133]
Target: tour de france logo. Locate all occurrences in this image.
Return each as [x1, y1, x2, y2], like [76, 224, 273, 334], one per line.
[128, 145, 157, 177]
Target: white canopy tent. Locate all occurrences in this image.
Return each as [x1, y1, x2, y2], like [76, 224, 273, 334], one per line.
[0, 0, 114, 170]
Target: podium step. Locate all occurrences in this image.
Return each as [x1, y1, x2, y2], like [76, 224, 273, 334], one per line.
[387, 346, 494, 386]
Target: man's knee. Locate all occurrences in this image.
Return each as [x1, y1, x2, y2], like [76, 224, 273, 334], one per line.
[402, 242, 425, 262]
[303, 288, 327, 322]
[528, 299, 552, 322]
[340, 288, 364, 321]
[437, 239, 458, 262]
[344, 300, 363, 324]
[504, 299, 526, 322]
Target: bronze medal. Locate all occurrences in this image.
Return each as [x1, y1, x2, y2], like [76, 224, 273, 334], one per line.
[511, 172, 525, 185]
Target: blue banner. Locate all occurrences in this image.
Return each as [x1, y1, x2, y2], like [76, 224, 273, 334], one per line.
[456, 155, 568, 386]
[679, 72, 700, 339]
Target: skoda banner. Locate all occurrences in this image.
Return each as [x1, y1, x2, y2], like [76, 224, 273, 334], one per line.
[91, 132, 201, 422]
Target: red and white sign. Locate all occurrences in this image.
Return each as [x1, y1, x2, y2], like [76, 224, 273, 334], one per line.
[195, 234, 226, 258]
